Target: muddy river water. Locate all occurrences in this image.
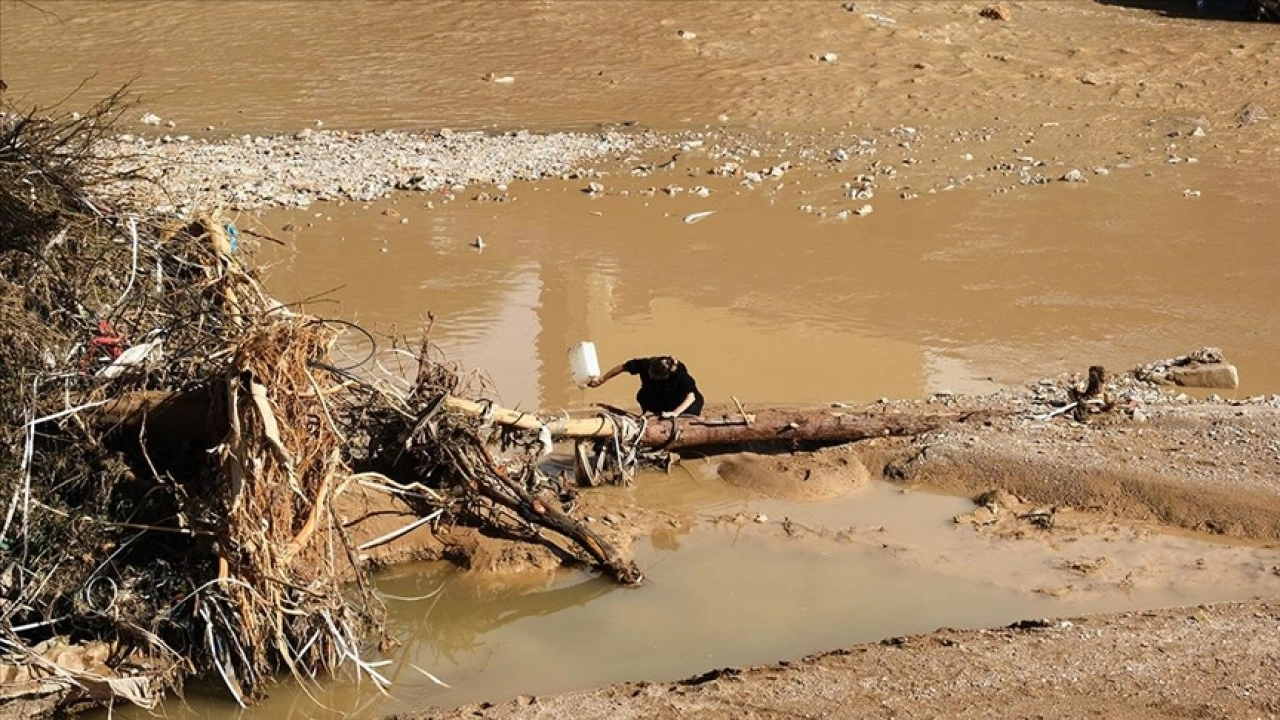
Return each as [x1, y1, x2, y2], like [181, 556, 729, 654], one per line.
[115, 477, 1280, 719]
[5, 0, 1280, 716]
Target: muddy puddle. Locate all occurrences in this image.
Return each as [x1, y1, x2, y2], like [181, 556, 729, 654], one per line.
[252, 160, 1279, 411]
[107, 478, 1280, 719]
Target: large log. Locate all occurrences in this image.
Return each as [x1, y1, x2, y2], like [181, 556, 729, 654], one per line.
[445, 397, 984, 451]
[98, 392, 993, 452]
[632, 408, 994, 451]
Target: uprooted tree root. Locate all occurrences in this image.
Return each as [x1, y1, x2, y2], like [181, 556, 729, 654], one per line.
[0, 93, 637, 716]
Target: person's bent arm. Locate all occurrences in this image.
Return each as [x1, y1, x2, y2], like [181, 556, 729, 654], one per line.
[587, 363, 626, 388]
[662, 392, 696, 418]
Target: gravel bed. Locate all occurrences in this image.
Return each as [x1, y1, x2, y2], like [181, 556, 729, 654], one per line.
[97, 128, 659, 213]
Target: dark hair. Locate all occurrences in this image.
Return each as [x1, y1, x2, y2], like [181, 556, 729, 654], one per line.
[648, 356, 677, 380]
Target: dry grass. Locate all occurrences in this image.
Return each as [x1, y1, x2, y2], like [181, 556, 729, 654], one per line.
[0, 90, 636, 715]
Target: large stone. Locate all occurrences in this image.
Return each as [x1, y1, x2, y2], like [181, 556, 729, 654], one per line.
[1167, 362, 1239, 389]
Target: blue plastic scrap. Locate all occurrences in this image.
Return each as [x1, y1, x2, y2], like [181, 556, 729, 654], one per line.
[225, 223, 239, 253]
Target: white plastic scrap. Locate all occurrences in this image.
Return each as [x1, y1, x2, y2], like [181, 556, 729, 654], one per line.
[98, 339, 164, 379]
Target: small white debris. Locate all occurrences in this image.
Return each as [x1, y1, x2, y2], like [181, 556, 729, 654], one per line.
[139, 112, 162, 126]
[677, 29, 697, 40]
[99, 339, 164, 378]
[854, 204, 874, 216]
[472, 236, 486, 249]
[1060, 169, 1086, 183]
[754, 514, 768, 523]
[1183, 189, 1201, 197]
[818, 52, 838, 63]
[683, 210, 716, 224]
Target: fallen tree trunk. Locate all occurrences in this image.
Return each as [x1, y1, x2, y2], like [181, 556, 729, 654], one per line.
[99, 392, 996, 451]
[633, 408, 998, 451]
[444, 398, 996, 450]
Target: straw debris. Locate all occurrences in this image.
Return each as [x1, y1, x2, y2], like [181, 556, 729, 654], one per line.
[0, 92, 637, 716]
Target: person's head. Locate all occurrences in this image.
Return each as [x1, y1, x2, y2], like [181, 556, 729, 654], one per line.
[648, 356, 678, 380]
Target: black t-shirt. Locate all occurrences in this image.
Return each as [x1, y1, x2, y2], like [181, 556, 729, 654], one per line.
[623, 357, 705, 416]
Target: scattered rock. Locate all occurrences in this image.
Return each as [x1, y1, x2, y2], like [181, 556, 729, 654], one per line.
[1237, 102, 1269, 127]
[1060, 169, 1086, 183]
[1167, 363, 1239, 390]
[1134, 348, 1239, 389]
[1079, 72, 1104, 86]
[584, 181, 605, 195]
[139, 112, 162, 126]
[854, 204, 874, 216]
[980, 4, 1012, 21]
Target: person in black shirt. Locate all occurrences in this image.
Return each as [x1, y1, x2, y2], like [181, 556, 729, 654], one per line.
[588, 355, 704, 418]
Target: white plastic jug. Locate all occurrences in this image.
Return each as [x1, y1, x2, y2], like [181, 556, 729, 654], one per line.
[568, 341, 600, 387]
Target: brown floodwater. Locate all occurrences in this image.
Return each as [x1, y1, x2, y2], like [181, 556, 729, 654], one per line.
[5, 0, 1277, 403]
[251, 161, 1280, 411]
[105, 477, 1280, 719]
[8, 0, 1280, 715]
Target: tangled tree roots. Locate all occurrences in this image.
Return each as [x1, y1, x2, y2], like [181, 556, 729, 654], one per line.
[0, 93, 637, 715]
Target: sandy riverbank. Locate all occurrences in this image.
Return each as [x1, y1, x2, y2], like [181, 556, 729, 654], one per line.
[415, 598, 1280, 719]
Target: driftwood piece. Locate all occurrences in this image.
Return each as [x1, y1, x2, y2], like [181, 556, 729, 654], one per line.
[449, 439, 643, 584]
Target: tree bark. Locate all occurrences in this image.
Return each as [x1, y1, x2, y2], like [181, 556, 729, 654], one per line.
[633, 408, 997, 451]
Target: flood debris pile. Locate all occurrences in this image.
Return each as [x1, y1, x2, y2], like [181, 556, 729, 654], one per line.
[0, 97, 638, 716]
